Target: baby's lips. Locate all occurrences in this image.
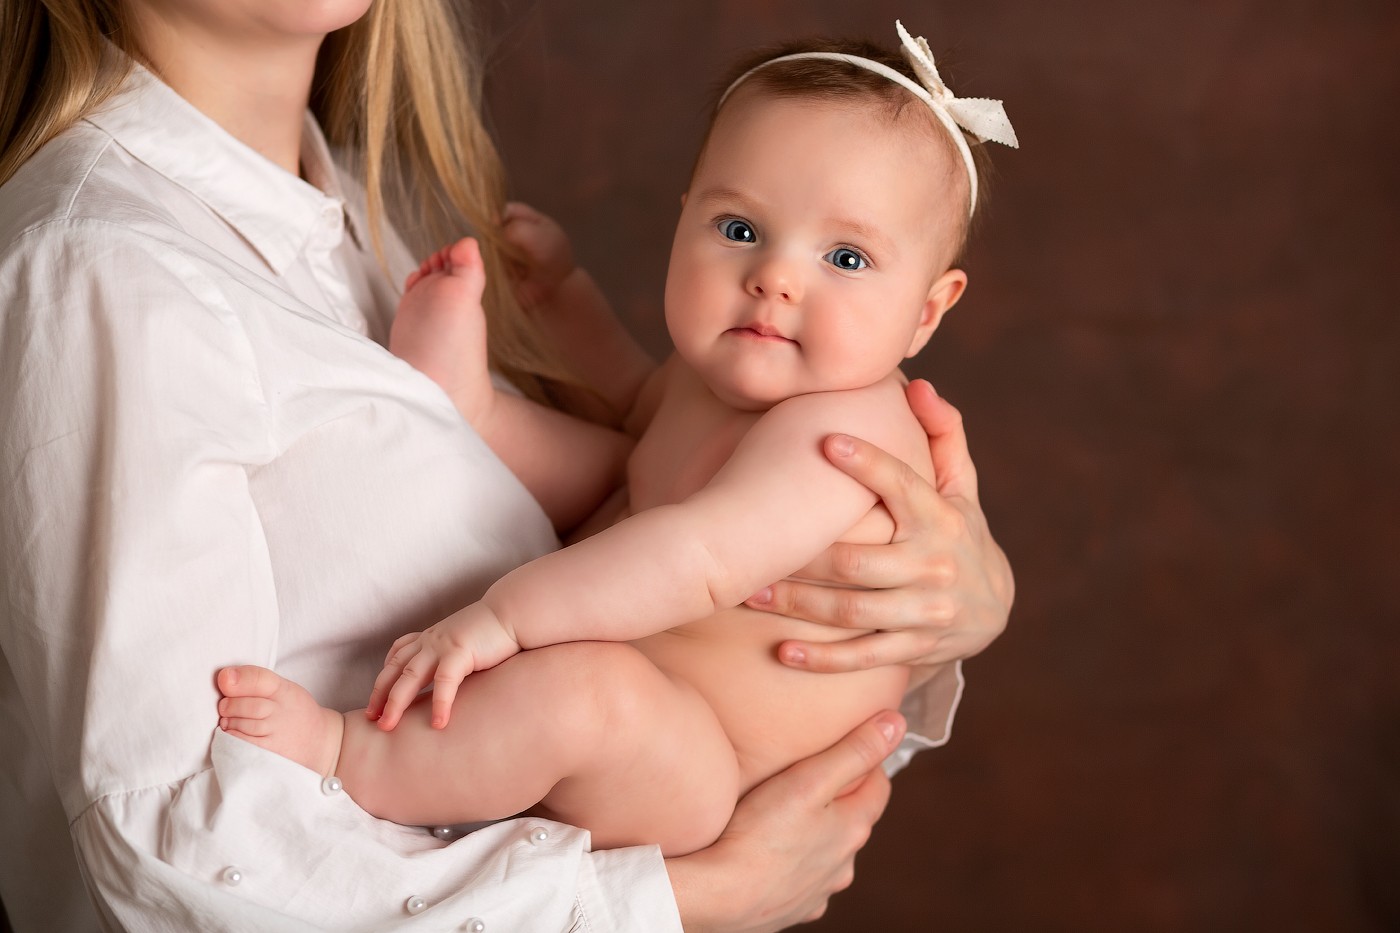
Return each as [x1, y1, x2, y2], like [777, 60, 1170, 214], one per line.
[727, 323, 797, 343]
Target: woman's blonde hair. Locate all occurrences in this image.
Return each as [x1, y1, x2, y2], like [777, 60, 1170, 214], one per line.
[0, 0, 591, 411]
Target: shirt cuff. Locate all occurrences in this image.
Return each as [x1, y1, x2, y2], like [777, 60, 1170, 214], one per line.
[573, 843, 682, 933]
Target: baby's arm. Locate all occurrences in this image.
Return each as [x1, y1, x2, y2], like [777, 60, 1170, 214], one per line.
[392, 238, 631, 534]
[371, 380, 924, 729]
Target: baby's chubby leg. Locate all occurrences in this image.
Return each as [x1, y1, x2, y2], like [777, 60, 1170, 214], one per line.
[390, 237, 495, 426]
[217, 643, 740, 857]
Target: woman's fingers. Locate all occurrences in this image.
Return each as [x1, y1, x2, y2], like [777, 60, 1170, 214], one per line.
[774, 535, 961, 592]
[667, 712, 902, 932]
[800, 711, 901, 808]
[772, 710, 903, 801]
[780, 538, 914, 590]
[750, 574, 957, 631]
[822, 431, 938, 532]
[906, 379, 979, 502]
[778, 628, 947, 673]
[821, 422, 972, 548]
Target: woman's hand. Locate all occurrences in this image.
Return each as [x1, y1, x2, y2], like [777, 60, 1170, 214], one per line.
[667, 711, 905, 932]
[746, 379, 1014, 671]
[501, 201, 578, 307]
[500, 201, 656, 419]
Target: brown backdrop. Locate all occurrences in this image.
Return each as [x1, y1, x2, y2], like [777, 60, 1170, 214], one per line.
[481, 1, 1400, 930]
[0, 4, 1391, 933]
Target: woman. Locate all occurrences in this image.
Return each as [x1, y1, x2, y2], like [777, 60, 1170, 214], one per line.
[0, 1, 1013, 930]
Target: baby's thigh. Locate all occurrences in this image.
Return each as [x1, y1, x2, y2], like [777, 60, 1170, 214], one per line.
[521, 642, 741, 855]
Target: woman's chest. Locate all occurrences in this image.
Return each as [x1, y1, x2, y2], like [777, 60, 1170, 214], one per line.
[236, 299, 556, 708]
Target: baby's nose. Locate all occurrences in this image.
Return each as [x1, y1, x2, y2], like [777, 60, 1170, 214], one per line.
[746, 256, 802, 303]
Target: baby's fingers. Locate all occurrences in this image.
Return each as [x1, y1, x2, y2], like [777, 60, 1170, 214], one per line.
[379, 654, 439, 731]
[428, 655, 473, 730]
[374, 640, 439, 731]
[366, 634, 420, 721]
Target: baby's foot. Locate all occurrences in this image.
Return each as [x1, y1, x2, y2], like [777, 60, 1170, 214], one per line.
[391, 238, 493, 425]
[216, 666, 344, 779]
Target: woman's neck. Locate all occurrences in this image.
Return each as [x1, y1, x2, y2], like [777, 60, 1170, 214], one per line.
[126, 11, 321, 175]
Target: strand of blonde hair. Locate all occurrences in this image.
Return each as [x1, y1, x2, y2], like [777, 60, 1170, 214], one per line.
[0, 2, 131, 185]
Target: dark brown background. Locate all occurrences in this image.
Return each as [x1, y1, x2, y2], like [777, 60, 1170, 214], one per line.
[4, 3, 1392, 932]
[480, 1, 1400, 930]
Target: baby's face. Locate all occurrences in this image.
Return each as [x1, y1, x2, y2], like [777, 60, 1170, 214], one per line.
[664, 90, 965, 410]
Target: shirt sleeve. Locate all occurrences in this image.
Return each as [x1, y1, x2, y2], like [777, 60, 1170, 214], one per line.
[0, 218, 681, 932]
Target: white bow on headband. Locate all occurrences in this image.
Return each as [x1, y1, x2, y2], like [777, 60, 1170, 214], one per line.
[896, 21, 1018, 150]
[720, 20, 1019, 214]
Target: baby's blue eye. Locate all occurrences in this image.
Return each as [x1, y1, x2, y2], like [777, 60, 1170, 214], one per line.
[718, 219, 756, 243]
[825, 247, 867, 271]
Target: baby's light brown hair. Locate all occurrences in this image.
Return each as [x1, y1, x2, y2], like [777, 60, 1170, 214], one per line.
[699, 38, 996, 266]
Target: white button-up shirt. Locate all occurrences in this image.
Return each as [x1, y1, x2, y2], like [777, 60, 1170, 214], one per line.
[0, 65, 680, 932]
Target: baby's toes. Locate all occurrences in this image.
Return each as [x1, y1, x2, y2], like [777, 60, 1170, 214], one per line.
[217, 695, 276, 721]
[445, 238, 482, 271]
[216, 665, 282, 700]
[219, 714, 272, 738]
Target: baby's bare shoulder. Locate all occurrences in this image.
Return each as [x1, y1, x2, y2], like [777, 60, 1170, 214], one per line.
[760, 375, 932, 479]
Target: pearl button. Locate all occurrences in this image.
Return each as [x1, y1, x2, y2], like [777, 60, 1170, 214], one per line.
[527, 826, 549, 845]
[321, 776, 343, 795]
[463, 919, 486, 932]
[432, 825, 455, 840]
[405, 895, 428, 914]
[221, 866, 243, 886]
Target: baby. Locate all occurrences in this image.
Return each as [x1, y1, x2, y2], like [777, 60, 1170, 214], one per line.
[216, 22, 1016, 857]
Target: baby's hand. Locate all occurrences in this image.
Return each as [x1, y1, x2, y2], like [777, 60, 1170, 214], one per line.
[366, 602, 521, 731]
[502, 202, 577, 307]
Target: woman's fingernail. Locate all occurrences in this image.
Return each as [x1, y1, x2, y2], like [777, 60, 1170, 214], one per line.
[830, 434, 855, 457]
[875, 712, 903, 744]
[749, 586, 773, 606]
[782, 645, 806, 665]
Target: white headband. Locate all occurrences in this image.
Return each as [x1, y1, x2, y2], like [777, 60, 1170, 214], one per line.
[719, 20, 1019, 215]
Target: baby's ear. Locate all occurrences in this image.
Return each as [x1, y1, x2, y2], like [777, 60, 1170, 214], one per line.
[905, 268, 968, 358]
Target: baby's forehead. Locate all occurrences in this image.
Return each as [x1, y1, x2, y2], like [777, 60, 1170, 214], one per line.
[709, 87, 959, 175]
[700, 89, 966, 216]
[691, 92, 966, 265]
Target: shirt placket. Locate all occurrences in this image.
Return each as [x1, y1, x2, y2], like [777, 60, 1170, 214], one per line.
[305, 199, 370, 336]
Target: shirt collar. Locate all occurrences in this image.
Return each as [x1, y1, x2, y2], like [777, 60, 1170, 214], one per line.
[84, 62, 350, 274]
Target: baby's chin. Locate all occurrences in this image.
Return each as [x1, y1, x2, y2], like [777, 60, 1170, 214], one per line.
[697, 367, 797, 412]
[701, 368, 880, 412]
